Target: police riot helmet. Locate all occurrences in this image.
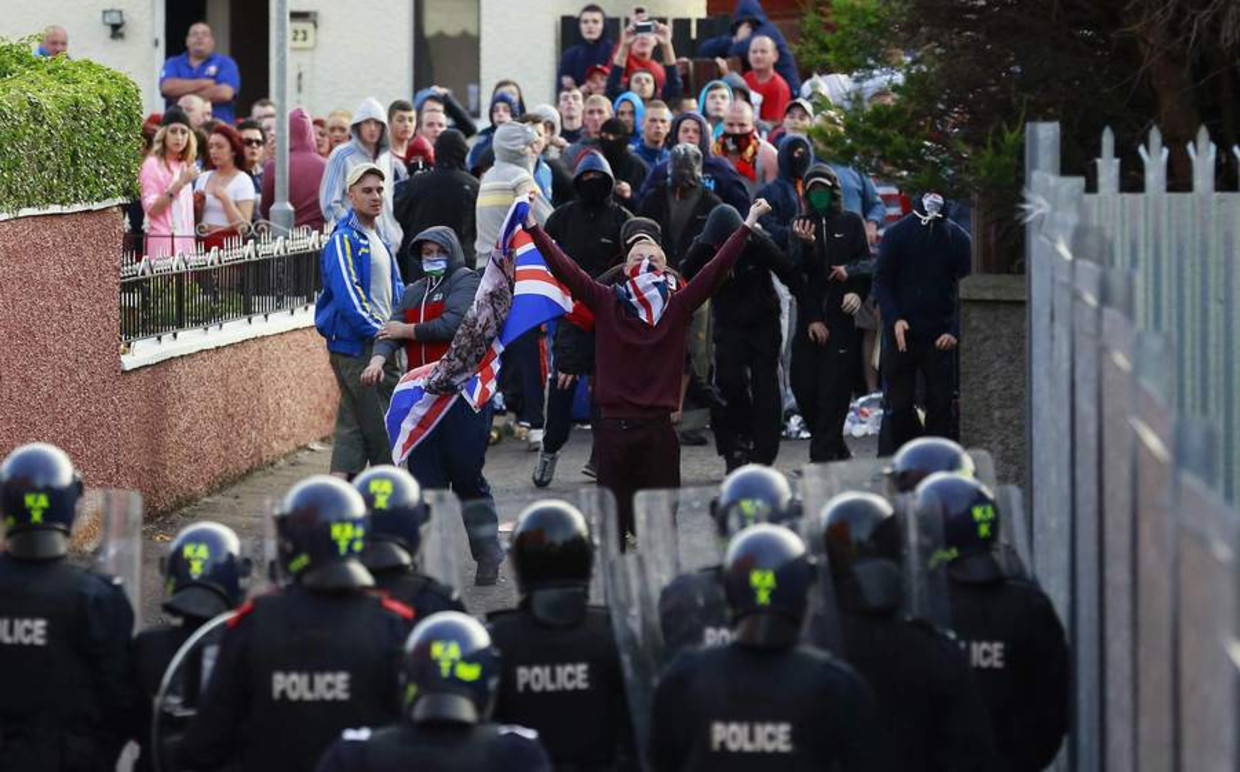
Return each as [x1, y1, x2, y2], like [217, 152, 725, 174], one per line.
[161, 521, 249, 620]
[914, 472, 1002, 583]
[722, 524, 815, 648]
[275, 475, 374, 590]
[0, 442, 84, 560]
[402, 611, 501, 725]
[819, 492, 903, 612]
[888, 437, 975, 494]
[510, 500, 594, 627]
[353, 466, 428, 573]
[712, 464, 800, 538]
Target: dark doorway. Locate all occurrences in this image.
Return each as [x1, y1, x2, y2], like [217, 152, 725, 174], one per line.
[229, 0, 270, 117]
[164, 0, 269, 119]
[414, 0, 481, 116]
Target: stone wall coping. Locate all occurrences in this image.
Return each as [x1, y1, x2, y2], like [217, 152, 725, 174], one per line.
[122, 305, 316, 371]
[0, 198, 127, 223]
[961, 273, 1026, 303]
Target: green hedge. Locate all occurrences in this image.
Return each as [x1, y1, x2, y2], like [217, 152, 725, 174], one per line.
[0, 36, 143, 215]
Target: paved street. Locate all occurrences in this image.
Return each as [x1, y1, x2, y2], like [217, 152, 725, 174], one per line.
[134, 423, 877, 624]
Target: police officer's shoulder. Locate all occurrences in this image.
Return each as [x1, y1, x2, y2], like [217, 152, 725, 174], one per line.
[901, 614, 961, 644]
[417, 575, 466, 609]
[494, 724, 554, 770]
[486, 608, 520, 624]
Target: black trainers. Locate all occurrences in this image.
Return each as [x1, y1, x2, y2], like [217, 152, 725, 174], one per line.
[532, 451, 558, 488]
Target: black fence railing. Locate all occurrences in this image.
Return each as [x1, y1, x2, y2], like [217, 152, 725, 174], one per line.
[119, 228, 325, 345]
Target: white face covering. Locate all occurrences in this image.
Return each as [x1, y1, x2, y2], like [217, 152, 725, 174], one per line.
[915, 193, 945, 225]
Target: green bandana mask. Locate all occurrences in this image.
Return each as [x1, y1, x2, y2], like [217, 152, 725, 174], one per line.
[807, 187, 834, 213]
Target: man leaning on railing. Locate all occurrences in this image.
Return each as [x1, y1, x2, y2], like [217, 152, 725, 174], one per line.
[314, 162, 405, 480]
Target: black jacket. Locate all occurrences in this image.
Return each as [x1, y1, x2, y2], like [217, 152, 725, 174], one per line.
[394, 130, 480, 278]
[544, 154, 632, 375]
[873, 203, 971, 339]
[682, 218, 816, 332]
[794, 207, 873, 327]
[636, 186, 723, 271]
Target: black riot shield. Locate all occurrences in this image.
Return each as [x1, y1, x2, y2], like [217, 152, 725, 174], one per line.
[151, 610, 236, 772]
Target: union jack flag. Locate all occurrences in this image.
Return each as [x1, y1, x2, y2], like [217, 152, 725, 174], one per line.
[386, 201, 572, 465]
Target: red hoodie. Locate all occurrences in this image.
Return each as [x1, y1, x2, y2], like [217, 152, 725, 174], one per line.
[261, 107, 327, 230]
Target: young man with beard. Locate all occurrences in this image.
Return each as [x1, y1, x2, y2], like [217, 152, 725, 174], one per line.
[790, 165, 874, 462]
[563, 94, 614, 170]
[714, 100, 778, 193]
[533, 152, 632, 487]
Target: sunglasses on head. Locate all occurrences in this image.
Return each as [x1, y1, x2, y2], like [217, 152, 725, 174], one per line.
[243, 138, 265, 147]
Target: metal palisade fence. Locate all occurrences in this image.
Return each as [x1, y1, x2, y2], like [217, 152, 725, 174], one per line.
[119, 225, 326, 344]
[1025, 122, 1240, 771]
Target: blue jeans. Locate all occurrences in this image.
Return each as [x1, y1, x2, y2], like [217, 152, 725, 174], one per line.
[408, 399, 502, 561]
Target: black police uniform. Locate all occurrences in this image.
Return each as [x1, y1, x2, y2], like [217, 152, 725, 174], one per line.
[836, 579, 1002, 772]
[133, 623, 201, 772]
[315, 723, 552, 771]
[488, 605, 634, 770]
[0, 554, 138, 771]
[178, 586, 412, 771]
[372, 569, 466, 619]
[948, 571, 1069, 772]
[658, 567, 731, 658]
[650, 642, 888, 771]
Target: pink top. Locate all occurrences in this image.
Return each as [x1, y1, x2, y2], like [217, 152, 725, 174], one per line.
[139, 154, 196, 260]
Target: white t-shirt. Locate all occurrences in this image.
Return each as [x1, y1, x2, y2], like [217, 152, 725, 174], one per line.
[194, 170, 257, 228]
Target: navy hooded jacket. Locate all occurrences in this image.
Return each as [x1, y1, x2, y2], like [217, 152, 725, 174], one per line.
[755, 133, 813, 252]
[872, 201, 972, 339]
[635, 112, 751, 213]
[697, 0, 801, 93]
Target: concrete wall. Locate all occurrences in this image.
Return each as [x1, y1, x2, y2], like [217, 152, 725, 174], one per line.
[959, 274, 1027, 490]
[479, 0, 706, 112]
[0, 207, 338, 514]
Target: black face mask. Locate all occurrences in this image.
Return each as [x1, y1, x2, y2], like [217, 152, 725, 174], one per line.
[670, 146, 703, 190]
[578, 175, 612, 204]
[788, 148, 811, 180]
[600, 136, 628, 166]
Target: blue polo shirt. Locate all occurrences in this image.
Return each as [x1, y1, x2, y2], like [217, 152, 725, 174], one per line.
[160, 52, 241, 124]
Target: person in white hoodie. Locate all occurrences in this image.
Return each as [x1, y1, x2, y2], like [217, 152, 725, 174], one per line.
[473, 122, 553, 266]
[320, 97, 404, 245]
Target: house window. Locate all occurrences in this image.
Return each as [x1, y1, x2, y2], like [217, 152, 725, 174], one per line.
[415, 0, 481, 116]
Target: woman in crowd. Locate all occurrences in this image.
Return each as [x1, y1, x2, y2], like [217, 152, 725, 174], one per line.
[138, 107, 199, 260]
[313, 116, 331, 157]
[193, 123, 255, 247]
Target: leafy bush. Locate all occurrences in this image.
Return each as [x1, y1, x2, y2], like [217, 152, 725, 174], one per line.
[0, 36, 143, 215]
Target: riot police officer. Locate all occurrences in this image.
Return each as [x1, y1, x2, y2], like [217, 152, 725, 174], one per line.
[317, 611, 553, 771]
[134, 521, 248, 771]
[650, 524, 888, 771]
[887, 436, 975, 495]
[487, 500, 635, 770]
[913, 473, 1069, 771]
[0, 442, 138, 771]
[819, 491, 1002, 771]
[659, 465, 799, 658]
[178, 475, 414, 771]
[353, 465, 466, 617]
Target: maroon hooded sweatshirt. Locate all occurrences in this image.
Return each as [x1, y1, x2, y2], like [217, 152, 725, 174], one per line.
[530, 222, 751, 419]
[261, 107, 327, 230]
